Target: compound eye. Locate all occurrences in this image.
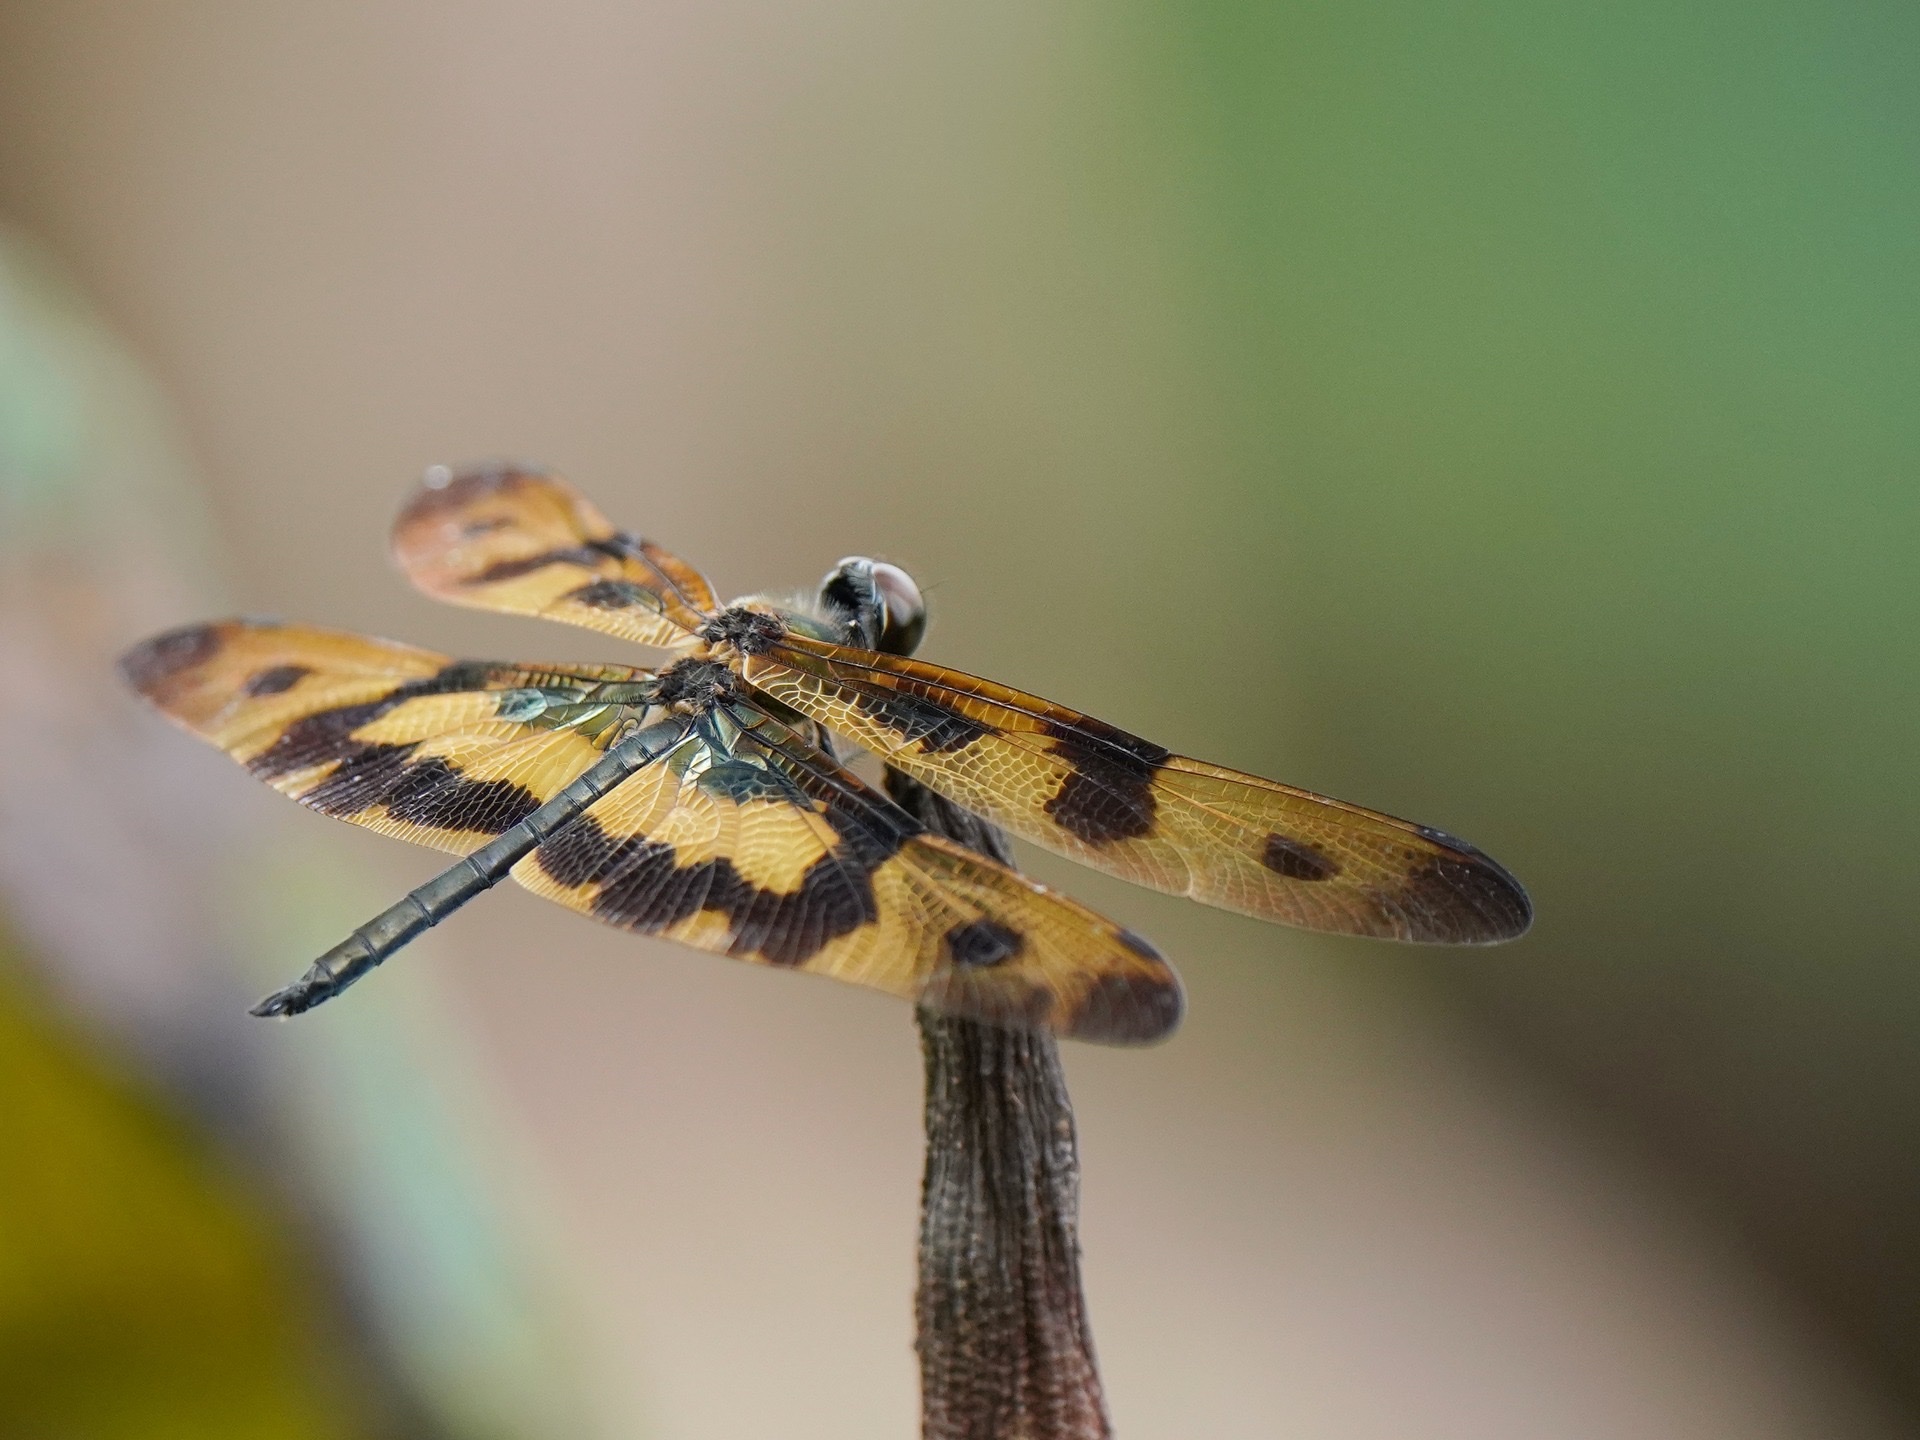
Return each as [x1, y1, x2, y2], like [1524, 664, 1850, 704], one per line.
[870, 561, 927, 656]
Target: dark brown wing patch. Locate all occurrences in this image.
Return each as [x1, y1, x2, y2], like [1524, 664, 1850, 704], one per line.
[848, 688, 989, 754]
[1040, 717, 1167, 844]
[120, 622, 226, 700]
[243, 660, 505, 780]
[530, 805, 905, 969]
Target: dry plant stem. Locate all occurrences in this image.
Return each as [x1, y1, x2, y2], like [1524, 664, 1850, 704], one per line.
[886, 774, 1113, 1440]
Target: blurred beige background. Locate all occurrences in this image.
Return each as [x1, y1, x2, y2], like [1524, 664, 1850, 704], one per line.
[1, 3, 1915, 1437]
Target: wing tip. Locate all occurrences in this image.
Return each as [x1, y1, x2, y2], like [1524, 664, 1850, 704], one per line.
[117, 621, 226, 701]
[1065, 929, 1185, 1044]
[922, 925, 1186, 1046]
[1408, 825, 1534, 943]
[1067, 967, 1186, 1045]
[396, 459, 556, 529]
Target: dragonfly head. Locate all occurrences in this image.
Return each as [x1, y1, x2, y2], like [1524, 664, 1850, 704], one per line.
[819, 557, 927, 656]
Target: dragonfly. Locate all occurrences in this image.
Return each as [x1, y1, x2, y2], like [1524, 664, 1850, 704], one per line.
[119, 464, 1530, 1044]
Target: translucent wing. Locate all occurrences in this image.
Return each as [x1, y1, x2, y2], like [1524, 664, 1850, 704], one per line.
[391, 463, 716, 649]
[511, 701, 1183, 1042]
[741, 634, 1531, 944]
[119, 620, 654, 854]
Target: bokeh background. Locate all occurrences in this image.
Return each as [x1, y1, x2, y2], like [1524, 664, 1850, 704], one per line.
[0, 3, 1915, 1437]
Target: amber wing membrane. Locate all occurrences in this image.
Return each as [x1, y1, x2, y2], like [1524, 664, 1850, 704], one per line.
[511, 704, 1183, 1042]
[742, 635, 1531, 944]
[118, 620, 649, 855]
[391, 463, 716, 649]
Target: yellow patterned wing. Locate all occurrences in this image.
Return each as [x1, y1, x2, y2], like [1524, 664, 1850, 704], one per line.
[119, 620, 651, 854]
[120, 619, 1180, 1041]
[742, 634, 1532, 945]
[390, 463, 716, 649]
[510, 707, 1184, 1042]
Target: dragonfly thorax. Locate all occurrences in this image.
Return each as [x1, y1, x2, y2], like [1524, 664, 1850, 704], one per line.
[652, 656, 740, 712]
[697, 605, 786, 657]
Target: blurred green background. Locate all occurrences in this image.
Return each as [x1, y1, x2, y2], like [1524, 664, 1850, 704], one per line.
[0, 2, 1914, 1436]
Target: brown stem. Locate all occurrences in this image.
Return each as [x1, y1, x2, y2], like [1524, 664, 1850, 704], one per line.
[887, 775, 1113, 1440]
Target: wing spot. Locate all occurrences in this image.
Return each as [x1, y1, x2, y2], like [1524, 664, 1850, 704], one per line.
[534, 814, 891, 967]
[944, 919, 1024, 969]
[1260, 834, 1339, 881]
[243, 664, 311, 697]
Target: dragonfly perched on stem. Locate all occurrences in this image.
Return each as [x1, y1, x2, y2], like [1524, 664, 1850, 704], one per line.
[120, 464, 1530, 1043]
